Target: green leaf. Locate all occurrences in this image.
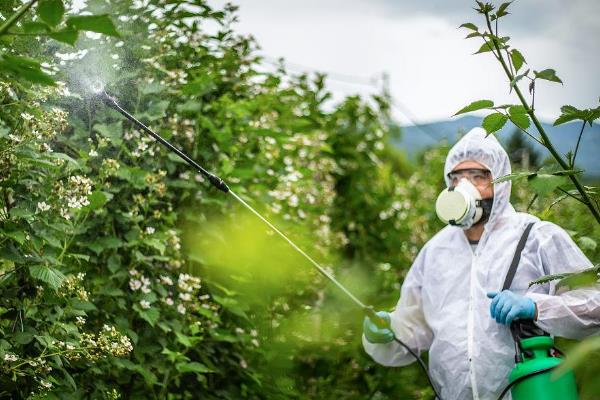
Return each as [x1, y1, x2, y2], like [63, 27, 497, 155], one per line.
[529, 271, 572, 286]
[71, 300, 97, 311]
[29, 265, 66, 290]
[509, 71, 529, 94]
[212, 294, 248, 318]
[496, 2, 512, 18]
[85, 190, 109, 210]
[557, 268, 599, 291]
[0, 54, 55, 86]
[37, 0, 65, 27]
[510, 49, 526, 72]
[13, 331, 35, 344]
[493, 171, 533, 184]
[459, 23, 478, 31]
[134, 305, 160, 327]
[48, 29, 79, 45]
[22, 22, 50, 34]
[87, 236, 122, 254]
[534, 69, 562, 84]
[551, 169, 583, 177]
[508, 105, 528, 115]
[482, 112, 508, 134]
[465, 32, 482, 39]
[175, 332, 193, 347]
[176, 361, 213, 374]
[554, 335, 600, 378]
[453, 100, 494, 116]
[141, 100, 170, 121]
[475, 40, 495, 54]
[93, 121, 122, 145]
[181, 75, 216, 96]
[577, 236, 597, 252]
[66, 15, 119, 37]
[3, 230, 26, 245]
[161, 347, 189, 363]
[527, 173, 566, 196]
[554, 104, 600, 126]
[132, 364, 158, 385]
[508, 110, 530, 130]
[145, 238, 166, 255]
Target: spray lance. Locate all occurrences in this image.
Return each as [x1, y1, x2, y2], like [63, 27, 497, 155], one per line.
[95, 87, 442, 399]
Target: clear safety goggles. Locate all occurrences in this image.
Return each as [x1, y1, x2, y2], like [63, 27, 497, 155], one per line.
[447, 168, 491, 186]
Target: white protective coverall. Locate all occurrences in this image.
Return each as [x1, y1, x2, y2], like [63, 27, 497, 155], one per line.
[363, 127, 600, 400]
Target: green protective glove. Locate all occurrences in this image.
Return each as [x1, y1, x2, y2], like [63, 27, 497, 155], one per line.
[363, 311, 394, 344]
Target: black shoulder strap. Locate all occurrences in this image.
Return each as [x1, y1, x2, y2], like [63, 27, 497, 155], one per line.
[500, 222, 549, 342]
[502, 222, 535, 291]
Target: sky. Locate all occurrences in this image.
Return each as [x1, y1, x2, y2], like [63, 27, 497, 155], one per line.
[208, 0, 600, 125]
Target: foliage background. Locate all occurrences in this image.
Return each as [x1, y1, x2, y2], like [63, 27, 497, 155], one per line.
[0, 0, 598, 399]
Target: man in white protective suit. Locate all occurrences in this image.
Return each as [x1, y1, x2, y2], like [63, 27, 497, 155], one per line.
[361, 127, 600, 400]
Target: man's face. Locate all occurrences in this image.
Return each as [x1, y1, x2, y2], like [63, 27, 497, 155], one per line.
[449, 160, 493, 198]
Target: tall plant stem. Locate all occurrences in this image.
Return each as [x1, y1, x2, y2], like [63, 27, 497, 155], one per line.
[0, 0, 39, 36]
[572, 120, 586, 168]
[484, 12, 600, 224]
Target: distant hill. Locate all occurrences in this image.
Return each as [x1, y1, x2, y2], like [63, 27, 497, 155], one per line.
[393, 115, 600, 179]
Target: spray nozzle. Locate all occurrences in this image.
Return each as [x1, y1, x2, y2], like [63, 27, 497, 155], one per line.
[96, 88, 117, 107]
[88, 80, 116, 106]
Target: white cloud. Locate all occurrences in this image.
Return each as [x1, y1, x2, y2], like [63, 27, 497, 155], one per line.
[209, 0, 599, 124]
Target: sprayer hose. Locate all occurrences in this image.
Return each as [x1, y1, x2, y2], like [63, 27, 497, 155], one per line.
[495, 366, 555, 400]
[392, 335, 442, 400]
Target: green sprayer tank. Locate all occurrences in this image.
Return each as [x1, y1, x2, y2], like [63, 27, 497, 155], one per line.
[509, 336, 578, 400]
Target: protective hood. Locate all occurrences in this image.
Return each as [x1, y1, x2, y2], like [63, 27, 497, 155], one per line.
[443, 127, 513, 225]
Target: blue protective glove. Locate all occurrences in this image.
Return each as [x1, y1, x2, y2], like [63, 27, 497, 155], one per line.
[363, 311, 394, 344]
[486, 290, 536, 325]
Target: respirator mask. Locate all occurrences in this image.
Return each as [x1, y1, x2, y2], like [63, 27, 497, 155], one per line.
[435, 170, 494, 229]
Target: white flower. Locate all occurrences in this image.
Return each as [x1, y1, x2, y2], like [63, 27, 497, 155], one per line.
[250, 329, 258, 337]
[39, 143, 53, 153]
[37, 201, 51, 212]
[251, 339, 260, 347]
[75, 316, 86, 326]
[178, 292, 191, 302]
[129, 279, 142, 291]
[288, 195, 298, 207]
[159, 275, 173, 286]
[240, 359, 247, 369]
[89, 149, 98, 157]
[140, 300, 151, 309]
[3, 354, 17, 362]
[179, 172, 190, 180]
[177, 304, 186, 314]
[145, 227, 155, 235]
[40, 380, 53, 389]
[235, 328, 245, 335]
[164, 297, 174, 306]
[20, 112, 33, 121]
[60, 207, 71, 220]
